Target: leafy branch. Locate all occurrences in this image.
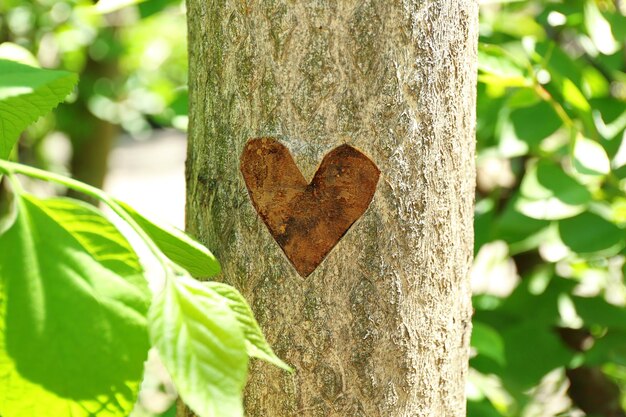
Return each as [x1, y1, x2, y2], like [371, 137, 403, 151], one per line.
[0, 59, 289, 417]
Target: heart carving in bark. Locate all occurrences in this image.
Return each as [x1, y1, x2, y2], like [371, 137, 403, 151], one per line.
[240, 138, 380, 277]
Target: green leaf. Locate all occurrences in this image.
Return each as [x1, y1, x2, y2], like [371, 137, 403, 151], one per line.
[0, 60, 77, 159]
[149, 274, 248, 417]
[573, 296, 626, 330]
[472, 322, 506, 366]
[0, 195, 150, 417]
[467, 399, 505, 417]
[476, 83, 507, 147]
[494, 194, 550, 248]
[138, 0, 183, 19]
[591, 97, 626, 141]
[533, 42, 596, 136]
[607, 12, 626, 39]
[0, 43, 38, 67]
[558, 212, 623, 253]
[561, 78, 591, 113]
[535, 42, 584, 88]
[0, 180, 17, 235]
[95, 0, 147, 13]
[584, 0, 619, 55]
[585, 330, 626, 367]
[517, 160, 591, 220]
[498, 99, 563, 156]
[497, 276, 575, 327]
[500, 322, 574, 390]
[478, 44, 532, 88]
[474, 199, 495, 253]
[116, 200, 221, 277]
[203, 282, 291, 371]
[492, 11, 546, 39]
[155, 403, 177, 417]
[479, 0, 524, 4]
[582, 65, 610, 99]
[509, 101, 562, 146]
[573, 136, 610, 176]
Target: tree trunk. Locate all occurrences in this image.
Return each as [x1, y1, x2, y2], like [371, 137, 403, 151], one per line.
[184, 1, 478, 416]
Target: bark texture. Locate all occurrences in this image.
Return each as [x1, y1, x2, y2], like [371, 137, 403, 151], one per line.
[185, 1, 478, 416]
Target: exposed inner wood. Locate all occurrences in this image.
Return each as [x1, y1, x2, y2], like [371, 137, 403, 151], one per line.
[240, 138, 380, 277]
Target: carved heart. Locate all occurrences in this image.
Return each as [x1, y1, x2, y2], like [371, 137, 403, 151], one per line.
[240, 138, 380, 277]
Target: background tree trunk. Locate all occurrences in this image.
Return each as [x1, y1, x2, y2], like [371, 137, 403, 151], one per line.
[184, 0, 478, 416]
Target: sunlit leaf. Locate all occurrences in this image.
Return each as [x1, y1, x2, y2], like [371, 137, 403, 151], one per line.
[591, 98, 626, 141]
[149, 274, 248, 417]
[0, 195, 150, 417]
[534, 42, 583, 86]
[573, 136, 610, 176]
[499, 100, 563, 156]
[472, 322, 506, 366]
[506, 88, 540, 109]
[478, 45, 532, 88]
[561, 78, 590, 112]
[95, 0, 147, 13]
[116, 200, 221, 278]
[0, 180, 17, 236]
[558, 211, 623, 253]
[517, 160, 591, 220]
[479, 0, 524, 3]
[612, 135, 626, 172]
[0, 60, 77, 159]
[515, 196, 587, 221]
[492, 11, 546, 39]
[494, 194, 550, 249]
[203, 281, 291, 371]
[584, 0, 619, 55]
[582, 66, 610, 98]
[533, 43, 596, 135]
[0, 43, 38, 67]
[467, 370, 511, 417]
[467, 398, 505, 417]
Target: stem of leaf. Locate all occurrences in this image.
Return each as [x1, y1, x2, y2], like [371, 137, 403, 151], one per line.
[0, 158, 176, 277]
[5, 171, 24, 195]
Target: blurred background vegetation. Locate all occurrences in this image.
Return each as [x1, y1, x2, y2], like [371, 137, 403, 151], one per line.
[1, 0, 626, 416]
[0, 0, 187, 196]
[472, 1, 626, 416]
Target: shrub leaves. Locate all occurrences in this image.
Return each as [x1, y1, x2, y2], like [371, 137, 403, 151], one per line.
[0, 195, 150, 417]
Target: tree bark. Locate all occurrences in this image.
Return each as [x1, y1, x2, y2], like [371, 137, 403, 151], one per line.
[184, 1, 478, 416]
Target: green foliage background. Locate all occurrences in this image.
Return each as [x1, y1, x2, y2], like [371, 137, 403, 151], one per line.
[472, 0, 626, 416]
[2, 0, 626, 416]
